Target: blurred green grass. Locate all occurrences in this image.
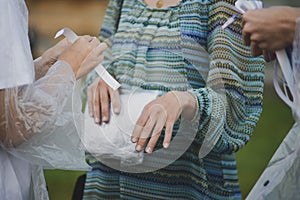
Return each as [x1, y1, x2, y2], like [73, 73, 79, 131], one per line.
[237, 84, 294, 198]
[45, 85, 294, 200]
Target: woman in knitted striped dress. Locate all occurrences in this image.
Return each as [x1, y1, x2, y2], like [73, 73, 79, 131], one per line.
[83, 0, 265, 199]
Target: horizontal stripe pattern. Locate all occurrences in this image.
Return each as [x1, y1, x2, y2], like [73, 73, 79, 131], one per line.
[83, 0, 265, 199]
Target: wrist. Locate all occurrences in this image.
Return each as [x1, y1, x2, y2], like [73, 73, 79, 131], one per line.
[171, 91, 197, 120]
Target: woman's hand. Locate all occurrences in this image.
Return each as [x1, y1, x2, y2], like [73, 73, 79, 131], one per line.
[42, 38, 71, 67]
[58, 36, 106, 79]
[34, 38, 71, 80]
[76, 42, 107, 79]
[131, 91, 197, 153]
[87, 77, 120, 124]
[242, 6, 300, 61]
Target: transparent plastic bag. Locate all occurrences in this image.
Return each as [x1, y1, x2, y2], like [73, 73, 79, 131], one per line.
[83, 89, 161, 165]
[1, 61, 90, 171]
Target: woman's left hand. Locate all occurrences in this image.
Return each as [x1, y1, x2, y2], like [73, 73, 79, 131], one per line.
[131, 91, 197, 153]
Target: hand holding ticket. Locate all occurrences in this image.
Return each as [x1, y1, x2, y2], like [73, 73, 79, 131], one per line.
[55, 27, 121, 91]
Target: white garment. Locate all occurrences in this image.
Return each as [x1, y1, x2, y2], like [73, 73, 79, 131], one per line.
[0, 149, 31, 200]
[246, 123, 300, 200]
[0, 0, 34, 89]
[0, 0, 34, 198]
[0, 60, 91, 200]
[0, 0, 90, 199]
[247, 18, 300, 200]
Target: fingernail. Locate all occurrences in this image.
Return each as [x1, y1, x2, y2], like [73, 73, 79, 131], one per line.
[146, 147, 153, 153]
[95, 117, 100, 123]
[136, 145, 142, 152]
[163, 142, 169, 148]
[102, 116, 108, 122]
[114, 107, 120, 114]
[131, 137, 137, 143]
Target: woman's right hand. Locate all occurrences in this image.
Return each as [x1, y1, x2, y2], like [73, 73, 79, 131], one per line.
[87, 77, 121, 124]
[58, 36, 107, 79]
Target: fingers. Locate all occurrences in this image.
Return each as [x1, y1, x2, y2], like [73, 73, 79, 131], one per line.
[242, 13, 265, 57]
[242, 14, 251, 46]
[242, 27, 251, 46]
[263, 50, 270, 62]
[59, 36, 94, 72]
[132, 108, 149, 143]
[263, 50, 276, 62]
[135, 117, 156, 152]
[109, 87, 121, 114]
[250, 41, 263, 57]
[89, 37, 101, 48]
[163, 121, 173, 149]
[92, 81, 101, 124]
[87, 78, 100, 117]
[145, 115, 166, 153]
[58, 38, 71, 48]
[79, 35, 93, 43]
[96, 43, 108, 55]
[87, 78, 112, 124]
[132, 103, 173, 154]
[99, 81, 110, 123]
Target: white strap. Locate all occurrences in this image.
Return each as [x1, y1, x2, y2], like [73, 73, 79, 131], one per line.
[55, 28, 121, 91]
[275, 50, 295, 95]
[273, 61, 295, 109]
[273, 50, 297, 112]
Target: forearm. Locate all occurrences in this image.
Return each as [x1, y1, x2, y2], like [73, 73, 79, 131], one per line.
[191, 0, 265, 154]
[0, 61, 76, 147]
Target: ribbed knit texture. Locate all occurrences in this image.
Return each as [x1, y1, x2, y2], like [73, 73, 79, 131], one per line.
[83, 0, 265, 199]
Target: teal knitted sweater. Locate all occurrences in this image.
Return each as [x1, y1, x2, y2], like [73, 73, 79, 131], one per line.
[83, 0, 265, 199]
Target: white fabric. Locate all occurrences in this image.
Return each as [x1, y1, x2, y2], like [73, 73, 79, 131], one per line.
[1, 61, 91, 200]
[83, 89, 161, 165]
[0, 149, 31, 200]
[246, 123, 300, 200]
[0, 0, 34, 89]
[246, 18, 300, 200]
[3, 61, 90, 170]
[0, 1, 92, 199]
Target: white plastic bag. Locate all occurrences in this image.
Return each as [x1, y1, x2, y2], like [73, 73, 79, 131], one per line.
[83, 89, 161, 165]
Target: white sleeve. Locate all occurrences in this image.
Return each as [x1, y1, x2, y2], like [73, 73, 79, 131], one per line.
[0, 61, 90, 170]
[0, 0, 35, 89]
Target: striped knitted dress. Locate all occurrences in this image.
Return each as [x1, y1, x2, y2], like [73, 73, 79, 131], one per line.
[83, 0, 265, 199]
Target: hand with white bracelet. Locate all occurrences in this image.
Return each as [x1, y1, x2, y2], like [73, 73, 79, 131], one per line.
[131, 91, 197, 153]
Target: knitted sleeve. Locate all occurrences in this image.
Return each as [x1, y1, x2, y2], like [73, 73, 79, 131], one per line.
[189, 0, 265, 154]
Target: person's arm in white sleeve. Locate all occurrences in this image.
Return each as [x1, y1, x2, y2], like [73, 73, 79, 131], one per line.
[0, 36, 107, 147]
